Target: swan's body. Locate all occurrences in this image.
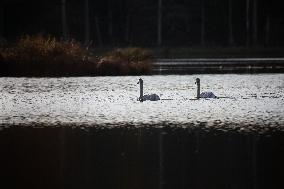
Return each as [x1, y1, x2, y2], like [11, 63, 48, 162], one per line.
[196, 78, 217, 99]
[139, 94, 160, 101]
[137, 78, 160, 102]
[200, 91, 216, 98]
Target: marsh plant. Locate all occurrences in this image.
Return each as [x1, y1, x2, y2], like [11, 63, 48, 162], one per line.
[0, 35, 152, 76]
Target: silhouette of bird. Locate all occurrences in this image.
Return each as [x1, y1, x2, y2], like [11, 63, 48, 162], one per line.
[195, 78, 217, 99]
[137, 78, 160, 102]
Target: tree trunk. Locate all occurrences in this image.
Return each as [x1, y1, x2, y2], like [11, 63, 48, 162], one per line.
[252, 0, 258, 45]
[228, 0, 234, 45]
[84, 0, 90, 44]
[108, 0, 113, 44]
[125, 13, 130, 44]
[201, 0, 205, 46]
[95, 16, 103, 46]
[157, 0, 162, 46]
[265, 16, 270, 46]
[61, 0, 68, 40]
[246, 0, 250, 46]
[0, 5, 4, 38]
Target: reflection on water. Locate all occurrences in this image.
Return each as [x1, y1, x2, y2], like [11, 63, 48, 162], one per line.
[0, 126, 283, 189]
[0, 74, 284, 128]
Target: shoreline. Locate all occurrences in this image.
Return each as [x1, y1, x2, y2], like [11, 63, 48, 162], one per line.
[1, 58, 284, 77]
[2, 38, 284, 76]
[152, 57, 284, 74]
[1, 122, 283, 136]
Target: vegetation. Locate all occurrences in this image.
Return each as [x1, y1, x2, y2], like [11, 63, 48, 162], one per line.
[97, 48, 152, 75]
[0, 35, 153, 76]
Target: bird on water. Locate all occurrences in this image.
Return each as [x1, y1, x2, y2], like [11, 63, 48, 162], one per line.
[137, 78, 160, 102]
[195, 78, 217, 99]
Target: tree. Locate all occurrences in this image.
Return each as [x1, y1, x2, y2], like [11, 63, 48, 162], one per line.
[108, 0, 113, 44]
[125, 12, 130, 44]
[0, 5, 4, 38]
[200, 0, 205, 45]
[246, 0, 250, 46]
[265, 15, 270, 46]
[157, 0, 162, 46]
[61, 0, 68, 39]
[84, 0, 90, 44]
[228, 0, 234, 45]
[252, 0, 258, 45]
[95, 16, 103, 46]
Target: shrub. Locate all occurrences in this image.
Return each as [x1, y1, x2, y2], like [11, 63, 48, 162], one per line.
[0, 36, 152, 76]
[0, 35, 99, 76]
[97, 47, 153, 75]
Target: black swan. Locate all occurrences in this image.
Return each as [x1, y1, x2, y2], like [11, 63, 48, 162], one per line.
[137, 78, 160, 102]
[195, 78, 217, 99]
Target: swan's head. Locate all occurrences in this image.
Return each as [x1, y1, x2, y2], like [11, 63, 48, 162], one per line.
[137, 78, 143, 84]
[195, 78, 200, 84]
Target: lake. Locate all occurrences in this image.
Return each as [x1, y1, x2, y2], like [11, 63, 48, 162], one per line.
[1, 74, 284, 189]
[1, 74, 283, 129]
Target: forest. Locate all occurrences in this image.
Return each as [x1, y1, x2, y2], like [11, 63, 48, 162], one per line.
[1, 0, 284, 47]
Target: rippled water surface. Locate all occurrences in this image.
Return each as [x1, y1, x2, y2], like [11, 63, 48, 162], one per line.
[0, 74, 283, 127]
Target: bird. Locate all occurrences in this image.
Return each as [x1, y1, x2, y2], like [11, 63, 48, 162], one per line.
[195, 78, 217, 99]
[137, 78, 160, 102]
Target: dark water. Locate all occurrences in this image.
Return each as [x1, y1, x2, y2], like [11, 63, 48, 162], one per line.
[153, 58, 284, 74]
[0, 126, 283, 189]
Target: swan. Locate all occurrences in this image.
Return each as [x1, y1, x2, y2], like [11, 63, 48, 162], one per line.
[195, 78, 217, 99]
[137, 78, 160, 102]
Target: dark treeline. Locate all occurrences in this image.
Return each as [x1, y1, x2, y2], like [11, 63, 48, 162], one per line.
[1, 0, 284, 47]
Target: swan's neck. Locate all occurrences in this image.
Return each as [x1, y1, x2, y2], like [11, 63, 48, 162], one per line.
[139, 81, 143, 99]
[197, 83, 200, 99]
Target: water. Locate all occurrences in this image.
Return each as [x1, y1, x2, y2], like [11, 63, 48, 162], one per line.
[1, 74, 284, 189]
[0, 74, 284, 128]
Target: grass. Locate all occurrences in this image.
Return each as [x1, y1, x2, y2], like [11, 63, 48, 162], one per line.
[0, 35, 153, 76]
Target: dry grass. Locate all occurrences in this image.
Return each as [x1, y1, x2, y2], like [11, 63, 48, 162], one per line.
[97, 47, 152, 75]
[0, 36, 152, 76]
[0, 35, 99, 76]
